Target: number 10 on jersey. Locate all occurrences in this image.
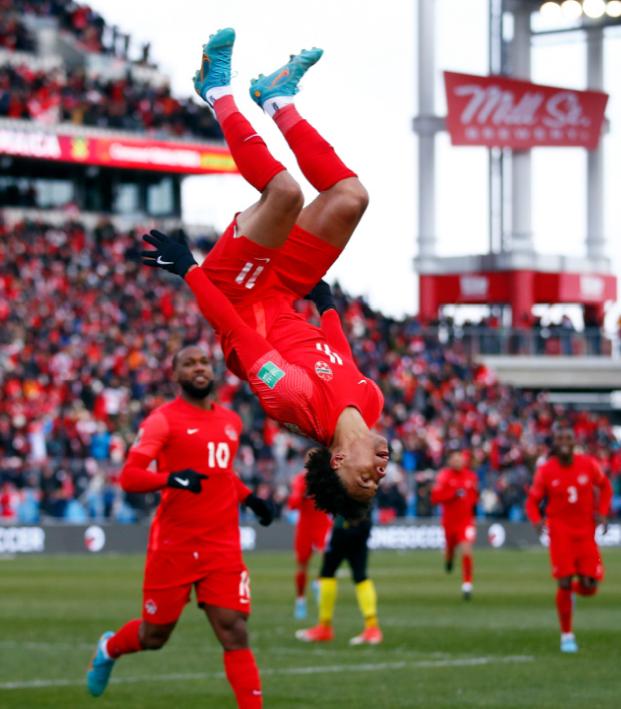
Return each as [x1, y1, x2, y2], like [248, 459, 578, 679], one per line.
[207, 441, 231, 469]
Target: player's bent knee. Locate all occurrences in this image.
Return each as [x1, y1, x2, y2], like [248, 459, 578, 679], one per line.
[558, 577, 572, 590]
[265, 175, 304, 216]
[332, 180, 369, 222]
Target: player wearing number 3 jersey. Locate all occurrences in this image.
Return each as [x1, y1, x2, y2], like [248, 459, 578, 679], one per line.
[142, 29, 389, 521]
[526, 426, 612, 654]
[86, 346, 271, 708]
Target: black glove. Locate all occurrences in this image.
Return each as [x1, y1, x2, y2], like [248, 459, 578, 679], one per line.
[167, 469, 208, 494]
[141, 229, 197, 277]
[244, 493, 274, 526]
[305, 279, 335, 315]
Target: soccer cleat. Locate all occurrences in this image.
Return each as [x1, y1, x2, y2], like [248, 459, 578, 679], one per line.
[462, 582, 473, 600]
[560, 634, 579, 653]
[294, 597, 307, 620]
[249, 48, 323, 108]
[350, 626, 383, 646]
[193, 27, 236, 101]
[445, 558, 454, 574]
[86, 631, 116, 697]
[295, 624, 334, 643]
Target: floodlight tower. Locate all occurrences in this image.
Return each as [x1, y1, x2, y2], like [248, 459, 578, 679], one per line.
[413, 0, 618, 329]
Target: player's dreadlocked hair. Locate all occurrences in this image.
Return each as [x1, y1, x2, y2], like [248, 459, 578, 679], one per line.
[304, 446, 370, 521]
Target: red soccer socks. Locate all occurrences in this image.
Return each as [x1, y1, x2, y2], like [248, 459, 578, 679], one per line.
[214, 95, 285, 192]
[273, 106, 357, 191]
[462, 554, 473, 584]
[106, 619, 143, 659]
[295, 570, 307, 598]
[224, 648, 263, 708]
[556, 588, 573, 634]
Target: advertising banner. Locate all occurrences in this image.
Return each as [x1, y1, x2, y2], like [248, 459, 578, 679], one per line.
[1, 521, 619, 555]
[0, 126, 237, 175]
[444, 71, 608, 150]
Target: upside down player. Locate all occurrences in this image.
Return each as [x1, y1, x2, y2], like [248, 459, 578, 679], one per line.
[295, 512, 382, 645]
[526, 426, 612, 653]
[141, 28, 389, 520]
[86, 346, 273, 708]
[431, 447, 479, 599]
[288, 451, 333, 619]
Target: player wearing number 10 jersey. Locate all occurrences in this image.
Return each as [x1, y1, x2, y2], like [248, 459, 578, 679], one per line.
[86, 346, 272, 708]
[141, 28, 389, 521]
[526, 427, 612, 654]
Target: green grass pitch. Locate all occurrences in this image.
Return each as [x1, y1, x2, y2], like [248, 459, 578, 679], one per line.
[1, 548, 619, 708]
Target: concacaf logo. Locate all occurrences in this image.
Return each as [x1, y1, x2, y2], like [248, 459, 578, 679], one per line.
[314, 361, 333, 381]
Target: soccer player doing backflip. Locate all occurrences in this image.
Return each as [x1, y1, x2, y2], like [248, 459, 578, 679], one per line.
[142, 28, 389, 519]
[526, 426, 612, 653]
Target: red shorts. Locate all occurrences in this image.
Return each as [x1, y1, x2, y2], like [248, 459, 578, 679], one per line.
[142, 550, 251, 624]
[295, 518, 333, 564]
[549, 530, 604, 580]
[443, 523, 476, 550]
[201, 217, 341, 320]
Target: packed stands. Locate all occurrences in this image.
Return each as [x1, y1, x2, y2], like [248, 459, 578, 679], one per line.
[0, 61, 221, 140]
[1, 218, 619, 525]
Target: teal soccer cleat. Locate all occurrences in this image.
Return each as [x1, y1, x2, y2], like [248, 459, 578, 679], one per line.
[193, 27, 236, 101]
[249, 48, 323, 108]
[86, 631, 116, 697]
[560, 634, 579, 653]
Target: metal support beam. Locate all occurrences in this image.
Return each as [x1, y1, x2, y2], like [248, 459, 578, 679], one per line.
[505, 0, 534, 255]
[416, 0, 437, 259]
[586, 27, 606, 262]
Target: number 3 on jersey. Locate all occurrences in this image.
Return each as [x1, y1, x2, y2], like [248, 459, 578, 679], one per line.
[567, 485, 578, 504]
[207, 441, 230, 469]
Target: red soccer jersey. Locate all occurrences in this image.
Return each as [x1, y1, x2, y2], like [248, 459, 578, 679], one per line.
[288, 471, 332, 530]
[244, 307, 384, 445]
[121, 397, 250, 555]
[526, 454, 613, 532]
[431, 467, 479, 528]
[185, 268, 384, 446]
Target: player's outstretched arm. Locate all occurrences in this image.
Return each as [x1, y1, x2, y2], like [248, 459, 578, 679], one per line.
[142, 229, 277, 377]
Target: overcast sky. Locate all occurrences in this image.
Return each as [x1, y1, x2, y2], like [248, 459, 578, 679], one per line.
[89, 0, 621, 324]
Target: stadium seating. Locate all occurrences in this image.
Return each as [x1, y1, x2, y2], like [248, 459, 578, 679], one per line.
[1, 217, 619, 524]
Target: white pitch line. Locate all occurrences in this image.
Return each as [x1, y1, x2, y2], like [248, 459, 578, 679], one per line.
[0, 655, 533, 690]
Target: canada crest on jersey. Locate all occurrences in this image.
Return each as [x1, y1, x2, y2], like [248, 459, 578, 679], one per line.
[314, 360, 333, 381]
[578, 474, 589, 485]
[225, 424, 238, 442]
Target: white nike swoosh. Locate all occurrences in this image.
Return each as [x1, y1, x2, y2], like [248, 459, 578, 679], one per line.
[240, 598, 250, 604]
[254, 257, 270, 263]
[358, 379, 367, 384]
[187, 428, 199, 435]
[157, 256, 174, 265]
[173, 477, 190, 487]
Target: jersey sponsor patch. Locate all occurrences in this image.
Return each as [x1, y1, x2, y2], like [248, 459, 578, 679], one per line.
[314, 360, 333, 381]
[257, 361, 286, 389]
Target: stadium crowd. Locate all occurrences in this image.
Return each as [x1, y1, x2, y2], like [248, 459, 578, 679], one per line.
[0, 61, 222, 140]
[5, 0, 123, 56]
[1, 217, 620, 525]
